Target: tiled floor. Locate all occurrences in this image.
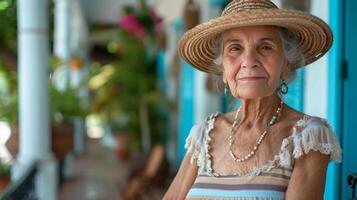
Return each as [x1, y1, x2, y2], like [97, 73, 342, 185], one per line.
[58, 138, 168, 200]
[59, 138, 128, 200]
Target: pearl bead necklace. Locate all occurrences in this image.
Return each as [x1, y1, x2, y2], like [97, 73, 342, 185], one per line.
[228, 100, 284, 162]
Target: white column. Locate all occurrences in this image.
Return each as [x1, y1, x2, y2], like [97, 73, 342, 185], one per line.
[54, 0, 76, 180]
[71, 0, 90, 155]
[53, 0, 71, 91]
[14, 0, 58, 199]
[54, 0, 71, 61]
[73, 117, 85, 154]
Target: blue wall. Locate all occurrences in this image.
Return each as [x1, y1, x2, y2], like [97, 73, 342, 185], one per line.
[209, 0, 229, 7]
[178, 61, 195, 164]
[173, 18, 196, 164]
[284, 69, 304, 111]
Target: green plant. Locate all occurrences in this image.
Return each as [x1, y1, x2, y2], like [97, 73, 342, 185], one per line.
[0, 162, 10, 178]
[88, 0, 169, 150]
[0, 59, 89, 126]
[88, 60, 163, 147]
[50, 79, 89, 126]
[0, 0, 17, 53]
[0, 61, 18, 124]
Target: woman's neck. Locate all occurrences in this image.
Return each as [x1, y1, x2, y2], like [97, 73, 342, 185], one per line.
[238, 94, 282, 127]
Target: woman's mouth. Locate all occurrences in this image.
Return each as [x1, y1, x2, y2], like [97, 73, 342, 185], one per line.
[238, 76, 266, 81]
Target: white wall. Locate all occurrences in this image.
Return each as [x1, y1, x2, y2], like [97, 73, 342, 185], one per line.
[303, 1, 329, 118]
[194, 0, 221, 123]
[154, 0, 187, 25]
[81, 0, 136, 24]
[82, 0, 188, 27]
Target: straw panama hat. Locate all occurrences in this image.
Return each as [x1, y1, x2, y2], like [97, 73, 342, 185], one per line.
[178, 0, 333, 75]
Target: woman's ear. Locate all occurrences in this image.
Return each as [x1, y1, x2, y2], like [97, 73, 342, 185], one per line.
[281, 62, 291, 80]
[222, 71, 227, 84]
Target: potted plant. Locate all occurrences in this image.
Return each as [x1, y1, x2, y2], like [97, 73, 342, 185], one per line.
[109, 115, 131, 161]
[0, 0, 87, 160]
[1, 61, 89, 160]
[88, 64, 135, 159]
[50, 78, 89, 160]
[104, 0, 167, 152]
[87, 0, 169, 162]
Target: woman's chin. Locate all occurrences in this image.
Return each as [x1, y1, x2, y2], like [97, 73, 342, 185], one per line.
[233, 90, 275, 99]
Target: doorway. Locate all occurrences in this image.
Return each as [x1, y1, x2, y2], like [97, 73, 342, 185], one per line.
[341, 0, 357, 198]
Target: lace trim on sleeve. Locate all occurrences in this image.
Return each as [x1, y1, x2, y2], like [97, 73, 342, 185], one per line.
[184, 122, 205, 165]
[292, 118, 342, 163]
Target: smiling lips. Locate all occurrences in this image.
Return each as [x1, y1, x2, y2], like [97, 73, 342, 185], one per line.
[238, 76, 266, 81]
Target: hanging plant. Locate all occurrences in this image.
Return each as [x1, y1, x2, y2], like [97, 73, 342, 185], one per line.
[88, 0, 168, 151]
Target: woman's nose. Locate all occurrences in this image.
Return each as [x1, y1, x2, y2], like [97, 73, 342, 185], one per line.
[241, 48, 259, 68]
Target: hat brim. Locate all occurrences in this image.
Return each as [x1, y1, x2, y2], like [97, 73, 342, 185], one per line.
[179, 9, 333, 75]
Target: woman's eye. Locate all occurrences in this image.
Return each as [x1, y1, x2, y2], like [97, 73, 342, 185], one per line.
[260, 45, 272, 51]
[229, 46, 241, 52]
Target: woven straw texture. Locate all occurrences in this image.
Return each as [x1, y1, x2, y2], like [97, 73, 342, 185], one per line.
[178, 0, 333, 75]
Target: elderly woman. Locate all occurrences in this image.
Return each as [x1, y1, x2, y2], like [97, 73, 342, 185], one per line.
[164, 0, 342, 199]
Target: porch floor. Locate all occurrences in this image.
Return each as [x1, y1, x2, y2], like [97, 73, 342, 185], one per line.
[59, 138, 127, 200]
[58, 138, 168, 200]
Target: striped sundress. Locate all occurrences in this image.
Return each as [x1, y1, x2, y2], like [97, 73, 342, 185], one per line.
[184, 114, 341, 200]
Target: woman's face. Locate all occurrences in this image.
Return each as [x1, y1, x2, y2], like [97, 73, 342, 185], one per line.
[222, 26, 290, 99]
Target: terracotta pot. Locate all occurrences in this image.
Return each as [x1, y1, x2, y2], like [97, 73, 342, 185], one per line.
[5, 123, 74, 160]
[0, 176, 11, 193]
[116, 133, 130, 161]
[51, 123, 74, 160]
[6, 124, 19, 157]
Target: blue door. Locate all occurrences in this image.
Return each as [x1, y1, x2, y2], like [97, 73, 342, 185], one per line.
[341, 0, 357, 198]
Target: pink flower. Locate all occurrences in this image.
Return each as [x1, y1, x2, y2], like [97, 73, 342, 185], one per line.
[149, 10, 163, 35]
[119, 14, 147, 38]
[149, 9, 163, 24]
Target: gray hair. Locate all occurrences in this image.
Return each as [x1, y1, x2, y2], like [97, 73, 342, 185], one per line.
[212, 27, 305, 84]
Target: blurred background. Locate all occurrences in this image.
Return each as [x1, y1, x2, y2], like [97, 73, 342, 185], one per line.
[0, 0, 356, 199]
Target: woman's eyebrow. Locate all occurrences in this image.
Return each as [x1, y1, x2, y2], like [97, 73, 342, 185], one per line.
[260, 37, 279, 44]
[223, 38, 242, 46]
[223, 37, 278, 45]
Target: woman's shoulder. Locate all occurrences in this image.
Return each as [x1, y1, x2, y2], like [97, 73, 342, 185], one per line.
[283, 106, 337, 142]
[288, 114, 341, 163]
[291, 114, 333, 135]
[280, 105, 331, 136]
[273, 105, 341, 163]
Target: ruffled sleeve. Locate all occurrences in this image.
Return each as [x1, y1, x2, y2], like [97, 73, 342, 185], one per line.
[292, 117, 342, 163]
[184, 121, 206, 165]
